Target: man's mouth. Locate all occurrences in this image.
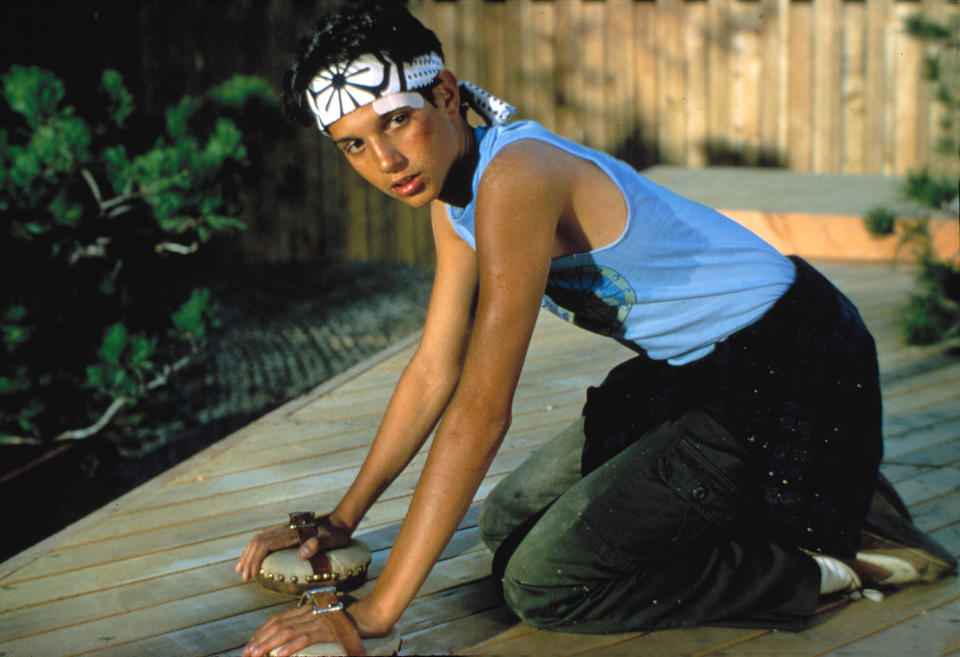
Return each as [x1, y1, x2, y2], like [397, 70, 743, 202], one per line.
[391, 173, 425, 197]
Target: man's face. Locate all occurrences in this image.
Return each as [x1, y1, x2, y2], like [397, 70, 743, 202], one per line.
[327, 83, 461, 208]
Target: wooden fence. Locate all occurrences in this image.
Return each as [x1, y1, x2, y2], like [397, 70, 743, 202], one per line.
[206, 0, 957, 266]
[411, 0, 957, 176]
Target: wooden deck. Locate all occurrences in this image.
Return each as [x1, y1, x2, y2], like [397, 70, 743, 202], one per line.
[1, 257, 958, 656]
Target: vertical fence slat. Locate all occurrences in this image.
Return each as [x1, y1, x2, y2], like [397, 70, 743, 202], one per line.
[730, 2, 763, 161]
[895, 1, 926, 175]
[345, 170, 369, 263]
[842, 1, 868, 174]
[774, 0, 792, 160]
[864, 0, 889, 175]
[657, 0, 688, 163]
[686, 1, 710, 167]
[501, 0, 523, 117]
[707, 0, 733, 162]
[759, 0, 785, 164]
[813, 0, 844, 171]
[528, 0, 559, 130]
[881, 0, 902, 174]
[483, 1, 508, 108]
[605, 0, 636, 155]
[582, 0, 608, 149]
[555, 0, 585, 142]
[633, 0, 660, 163]
[786, 0, 814, 171]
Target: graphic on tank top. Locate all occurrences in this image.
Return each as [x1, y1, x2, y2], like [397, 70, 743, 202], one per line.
[542, 264, 637, 335]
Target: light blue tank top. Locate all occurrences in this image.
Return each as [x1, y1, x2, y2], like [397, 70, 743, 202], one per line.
[445, 121, 796, 365]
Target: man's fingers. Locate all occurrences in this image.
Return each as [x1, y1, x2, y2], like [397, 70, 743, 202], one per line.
[239, 545, 263, 581]
[298, 536, 319, 559]
[237, 524, 302, 582]
[236, 543, 257, 579]
[246, 607, 333, 657]
[273, 631, 321, 657]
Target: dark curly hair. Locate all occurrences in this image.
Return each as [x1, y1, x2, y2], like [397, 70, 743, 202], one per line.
[284, 1, 445, 127]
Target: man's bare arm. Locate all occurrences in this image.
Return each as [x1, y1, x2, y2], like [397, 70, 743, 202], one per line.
[331, 203, 480, 532]
[352, 142, 569, 631]
[236, 203, 478, 581]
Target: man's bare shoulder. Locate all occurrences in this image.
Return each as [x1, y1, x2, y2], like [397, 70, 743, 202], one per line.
[478, 138, 575, 201]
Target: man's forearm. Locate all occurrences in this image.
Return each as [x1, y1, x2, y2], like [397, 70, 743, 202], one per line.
[360, 394, 511, 627]
[334, 355, 461, 531]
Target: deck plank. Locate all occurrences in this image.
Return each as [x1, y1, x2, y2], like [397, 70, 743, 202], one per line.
[689, 578, 960, 656]
[2, 258, 959, 657]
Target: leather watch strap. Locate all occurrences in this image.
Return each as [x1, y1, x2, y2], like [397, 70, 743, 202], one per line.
[302, 587, 367, 656]
[289, 512, 334, 580]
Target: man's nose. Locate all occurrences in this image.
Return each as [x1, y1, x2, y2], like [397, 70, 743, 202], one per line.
[373, 141, 406, 173]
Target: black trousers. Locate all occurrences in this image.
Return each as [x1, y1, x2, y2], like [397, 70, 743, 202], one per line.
[581, 257, 883, 557]
[480, 404, 821, 633]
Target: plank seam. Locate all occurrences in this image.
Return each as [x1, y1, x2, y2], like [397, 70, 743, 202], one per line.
[64, 600, 289, 657]
[567, 632, 648, 655]
[690, 629, 773, 657]
[808, 591, 960, 657]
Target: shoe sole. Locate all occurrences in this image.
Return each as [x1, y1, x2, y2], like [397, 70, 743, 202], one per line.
[859, 512, 957, 584]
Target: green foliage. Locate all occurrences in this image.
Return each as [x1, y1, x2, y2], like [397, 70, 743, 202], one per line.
[100, 70, 135, 129]
[2, 65, 66, 128]
[862, 14, 960, 347]
[207, 74, 276, 106]
[85, 323, 157, 400]
[170, 288, 219, 343]
[0, 65, 285, 444]
[863, 207, 897, 237]
[903, 12, 959, 172]
[904, 170, 957, 210]
[904, 14, 953, 40]
[902, 254, 960, 345]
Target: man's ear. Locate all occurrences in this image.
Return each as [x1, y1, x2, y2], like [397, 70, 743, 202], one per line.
[434, 69, 461, 117]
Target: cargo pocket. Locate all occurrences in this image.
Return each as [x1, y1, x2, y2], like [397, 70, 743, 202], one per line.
[656, 424, 749, 549]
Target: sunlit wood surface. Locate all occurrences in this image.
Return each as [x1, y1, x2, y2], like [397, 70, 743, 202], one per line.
[1, 258, 958, 657]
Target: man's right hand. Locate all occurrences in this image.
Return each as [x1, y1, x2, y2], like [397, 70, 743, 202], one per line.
[234, 514, 352, 582]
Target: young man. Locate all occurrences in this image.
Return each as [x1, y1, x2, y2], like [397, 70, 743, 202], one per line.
[236, 3, 955, 655]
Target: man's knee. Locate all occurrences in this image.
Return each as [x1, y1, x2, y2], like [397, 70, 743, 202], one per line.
[478, 496, 505, 553]
[479, 472, 548, 553]
[479, 479, 529, 552]
[501, 552, 584, 630]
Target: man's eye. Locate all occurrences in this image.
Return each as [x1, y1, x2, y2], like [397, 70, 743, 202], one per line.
[389, 112, 409, 127]
[344, 141, 364, 155]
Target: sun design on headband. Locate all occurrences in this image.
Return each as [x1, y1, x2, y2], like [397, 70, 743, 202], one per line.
[306, 53, 395, 129]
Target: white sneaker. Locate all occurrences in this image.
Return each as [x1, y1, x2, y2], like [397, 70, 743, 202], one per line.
[814, 554, 861, 595]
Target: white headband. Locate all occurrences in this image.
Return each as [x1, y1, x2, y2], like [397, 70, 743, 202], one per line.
[305, 50, 516, 133]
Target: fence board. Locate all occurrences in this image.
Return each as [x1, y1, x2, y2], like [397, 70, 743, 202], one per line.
[633, 0, 659, 164]
[605, 0, 635, 155]
[786, 0, 815, 171]
[656, 0, 686, 164]
[582, 0, 607, 150]
[895, 1, 926, 176]
[813, 0, 843, 172]
[758, 0, 783, 165]
[686, 2, 709, 167]
[843, 2, 869, 174]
